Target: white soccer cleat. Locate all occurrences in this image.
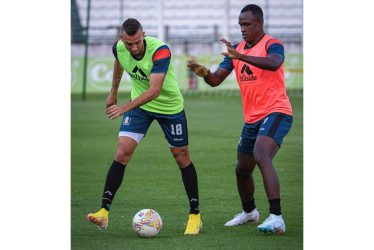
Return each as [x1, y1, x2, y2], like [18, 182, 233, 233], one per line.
[224, 208, 259, 226]
[257, 214, 286, 234]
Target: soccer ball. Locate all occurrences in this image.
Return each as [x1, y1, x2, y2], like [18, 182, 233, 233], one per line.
[132, 209, 162, 238]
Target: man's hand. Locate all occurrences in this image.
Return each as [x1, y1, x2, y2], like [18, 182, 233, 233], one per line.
[220, 38, 241, 60]
[106, 93, 117, 109]
[187, 61, 210, 77]
[106, 104, 126, 120]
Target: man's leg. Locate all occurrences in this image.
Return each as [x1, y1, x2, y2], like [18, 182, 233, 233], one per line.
[157, 110, 201, 234]
[225, 120, 262, 226]
[236, 152, 256, 211]
[224, 152, 260, 226]
[253, 135, 280, 211]
[254, 135, 285, 234]
[170, 146, 202, 234]
[101, 136, 138, 210]
[87, 136, 138, 229]
[170, 145, 199, 215]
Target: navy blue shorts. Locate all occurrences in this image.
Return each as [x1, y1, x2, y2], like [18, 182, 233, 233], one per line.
[237, 112, 293, 154]
[119, 107, 188, 147]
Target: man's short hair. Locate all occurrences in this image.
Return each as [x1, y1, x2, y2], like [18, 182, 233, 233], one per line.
[241, 4, 264, 22]
[121, 18, 143, 35]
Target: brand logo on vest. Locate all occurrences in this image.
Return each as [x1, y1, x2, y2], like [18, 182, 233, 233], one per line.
[239, 64, 257, 82]
[129, 66, 149, 82]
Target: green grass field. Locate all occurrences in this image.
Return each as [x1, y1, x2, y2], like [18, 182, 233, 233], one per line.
[71, 92, 303, 249]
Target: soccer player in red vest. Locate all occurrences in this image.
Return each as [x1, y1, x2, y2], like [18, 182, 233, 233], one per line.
[188, 4, 293, 234]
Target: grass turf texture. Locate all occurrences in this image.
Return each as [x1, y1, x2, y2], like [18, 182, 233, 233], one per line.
[71, 92, 303, 249]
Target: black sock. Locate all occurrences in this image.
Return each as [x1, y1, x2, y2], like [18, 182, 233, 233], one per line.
[101, 160, 126, 211]
[242, 198, 256, 213]
[269, 199, 281, 215]
[180, 162, 199, 214]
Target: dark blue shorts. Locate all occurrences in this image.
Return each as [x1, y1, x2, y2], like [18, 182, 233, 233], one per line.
[119, 107, 188, 147]
[237, 112, 293, 154]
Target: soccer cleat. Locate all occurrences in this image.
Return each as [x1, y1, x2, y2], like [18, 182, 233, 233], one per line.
[87, 208, 109, 230]
[257, 214, 286, 234]
[224, 208, 259, 226]
[184, 213, 202, 235]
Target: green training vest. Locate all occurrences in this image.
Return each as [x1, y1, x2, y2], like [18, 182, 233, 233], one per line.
[116, 36, 184, 114]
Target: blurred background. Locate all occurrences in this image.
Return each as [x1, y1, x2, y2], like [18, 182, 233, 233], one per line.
[71, 0, 303, 98]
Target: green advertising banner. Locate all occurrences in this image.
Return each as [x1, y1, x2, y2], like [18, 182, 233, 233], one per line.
[71, 54, 303, 94]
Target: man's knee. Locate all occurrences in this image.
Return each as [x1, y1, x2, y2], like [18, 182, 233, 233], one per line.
[115, 137, 138, 165]
[253, 135, 279, 165]
[253, 150, 267, 164]
[235, 163, 249, 179]
[235, 157, 255, 179]
[171, 146, 190, 168]
[115, 148, 132, 165]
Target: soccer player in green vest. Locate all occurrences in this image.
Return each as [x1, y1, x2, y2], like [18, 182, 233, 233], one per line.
[87, 18, 202, 235]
